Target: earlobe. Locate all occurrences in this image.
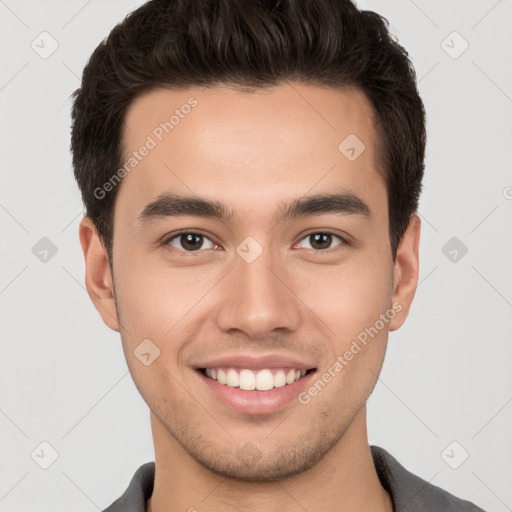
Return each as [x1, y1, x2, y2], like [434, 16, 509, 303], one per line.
[78, 216, 120, 332]
[388, 214, 421, 332]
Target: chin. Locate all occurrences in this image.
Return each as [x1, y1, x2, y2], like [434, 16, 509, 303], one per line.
[184, 430, 341, 483]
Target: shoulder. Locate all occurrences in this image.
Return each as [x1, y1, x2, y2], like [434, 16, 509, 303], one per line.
[370, 446, 486, 512]
[102, 462, 155, 512]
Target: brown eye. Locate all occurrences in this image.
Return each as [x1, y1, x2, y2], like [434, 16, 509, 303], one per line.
[166, 232, 217, 252]
[296, 232, 345, 251]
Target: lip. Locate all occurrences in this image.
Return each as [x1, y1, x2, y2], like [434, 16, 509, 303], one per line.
[194, 353, 317, 371]
[196, 367, 317, 415]
[193, 353, 317, 415]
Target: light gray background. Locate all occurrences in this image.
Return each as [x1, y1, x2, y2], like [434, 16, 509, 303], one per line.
[1, 0, 511, 510]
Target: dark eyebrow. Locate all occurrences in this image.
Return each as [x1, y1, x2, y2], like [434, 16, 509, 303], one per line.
[277, 192, 371, 222]
[136, 191, 371, 227]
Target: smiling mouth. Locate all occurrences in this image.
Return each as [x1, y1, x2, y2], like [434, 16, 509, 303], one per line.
[198, 367, 317, 391]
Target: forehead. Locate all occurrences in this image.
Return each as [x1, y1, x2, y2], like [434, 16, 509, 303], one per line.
[117, 83, 385, 223]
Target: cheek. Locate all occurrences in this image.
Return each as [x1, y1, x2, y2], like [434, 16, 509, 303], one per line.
[114, 251, 202, 327]
[295, 255, 393, 337]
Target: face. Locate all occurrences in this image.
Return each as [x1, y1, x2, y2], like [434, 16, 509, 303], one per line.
[80, 83, 420, 481]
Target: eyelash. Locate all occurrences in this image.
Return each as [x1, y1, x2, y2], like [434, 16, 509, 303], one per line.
[161, 230, 349, 254]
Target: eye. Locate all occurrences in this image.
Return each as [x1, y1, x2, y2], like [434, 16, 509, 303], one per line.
[162, 230, 348, 254]
[164, 231, 219, 252]
[295, 232, 346, 251]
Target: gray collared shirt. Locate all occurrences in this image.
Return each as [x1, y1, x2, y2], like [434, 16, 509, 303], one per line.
[102, 445, 485, 511]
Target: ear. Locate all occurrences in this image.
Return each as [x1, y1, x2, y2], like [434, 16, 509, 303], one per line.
[388, 214, 421, 332]
[78, 216, 120, 332]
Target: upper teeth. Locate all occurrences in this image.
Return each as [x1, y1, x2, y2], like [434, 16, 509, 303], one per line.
[204, 368, 307, 391]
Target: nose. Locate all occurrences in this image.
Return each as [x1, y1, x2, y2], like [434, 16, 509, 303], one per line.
[215, 244, 302, 339]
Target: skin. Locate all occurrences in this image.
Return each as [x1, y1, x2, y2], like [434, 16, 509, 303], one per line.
[79, 83, 420, 512]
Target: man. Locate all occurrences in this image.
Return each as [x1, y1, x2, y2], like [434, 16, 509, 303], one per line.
[71, 0, 484, 510]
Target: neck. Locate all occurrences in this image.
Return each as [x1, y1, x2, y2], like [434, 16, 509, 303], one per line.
[147, 407, 393, 512]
